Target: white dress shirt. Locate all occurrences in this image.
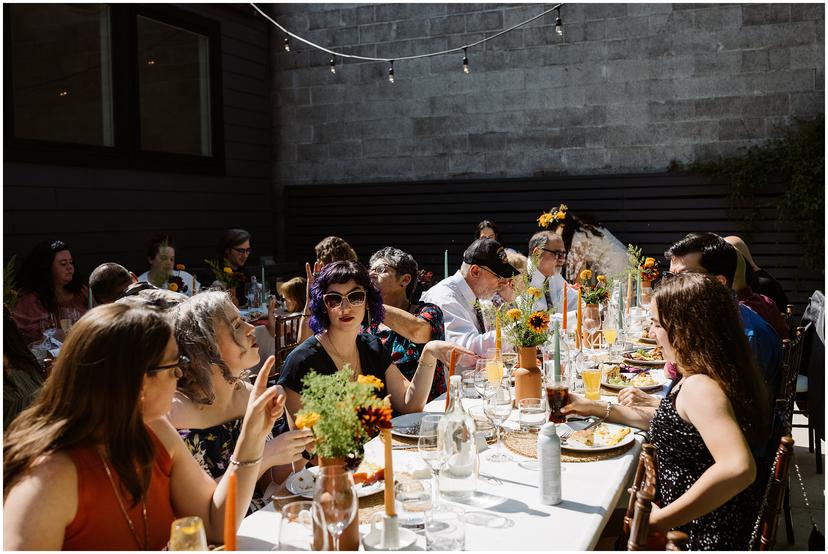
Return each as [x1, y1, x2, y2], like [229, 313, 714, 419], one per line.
[420, 271, 497, 356]
[524, 266, 579, 329]
[137, 270, 201, 297]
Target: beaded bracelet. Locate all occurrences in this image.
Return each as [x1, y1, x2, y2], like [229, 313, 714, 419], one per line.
[229, 455, 264, 467]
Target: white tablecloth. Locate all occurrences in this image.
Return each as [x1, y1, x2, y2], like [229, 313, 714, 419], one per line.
[238, 390, 663, 550]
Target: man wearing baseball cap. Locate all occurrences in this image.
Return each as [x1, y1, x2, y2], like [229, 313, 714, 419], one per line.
[421, 238, 518, 356]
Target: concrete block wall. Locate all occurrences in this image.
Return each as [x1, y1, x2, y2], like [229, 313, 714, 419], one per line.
[269, 3, 824, 185]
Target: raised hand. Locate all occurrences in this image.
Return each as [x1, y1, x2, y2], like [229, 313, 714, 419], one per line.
[241, 356, 286, 443]
[264, 429, 315, 466]
[423, 340, 476, 366]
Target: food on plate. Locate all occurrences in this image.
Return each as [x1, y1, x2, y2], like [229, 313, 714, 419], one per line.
[293, 468, 316, 494]
[245, 310, 265, 321]
[628, 347, 663, 361]
[630, 372, 658, 387]
[594, 424, 631, 446]
[602, 365, 659, 388]
[353, 460, 384, 485]
[570, 427, 595, 446]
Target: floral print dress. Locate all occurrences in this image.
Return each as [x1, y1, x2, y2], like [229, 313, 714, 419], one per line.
[367, 302, 447, 401]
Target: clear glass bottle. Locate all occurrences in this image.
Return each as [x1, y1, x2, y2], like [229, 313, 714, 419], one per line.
[437, 375, 478, 499]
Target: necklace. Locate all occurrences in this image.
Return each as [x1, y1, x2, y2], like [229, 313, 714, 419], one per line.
[318, 333, 360, 377]
[98, 451, 149, 550]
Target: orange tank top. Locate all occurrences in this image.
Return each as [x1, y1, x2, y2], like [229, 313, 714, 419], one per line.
[63, 429, 177, 550]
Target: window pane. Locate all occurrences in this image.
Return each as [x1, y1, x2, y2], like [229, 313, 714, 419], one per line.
[137, 16, 212, 157]
[10, 4, 114, 146]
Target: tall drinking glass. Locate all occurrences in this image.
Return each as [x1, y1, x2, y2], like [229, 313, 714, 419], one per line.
[602, 309, 618, 358]
[169, 516, 208, 551]
[483, 380, 513, 462]
[313, 466, 357, 552]
[473, 360, 489, 398]
[418, 415, 444, 506]
[279, 500, 328, 551]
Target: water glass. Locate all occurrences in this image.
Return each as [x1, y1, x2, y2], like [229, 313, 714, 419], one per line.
[313, 466, 357, 551]
[518, 398, 547, 432]
[483, 380, 513, 462]
[395, 479, 432, 529]
[279, 500, 328, 551]
[461, 369, 478, 399]
[473, 360, 489, 398]
[501, 352, 518, 380]
[418, 414, 444, 505]
[425, 505, 466, 551]
[169, 516, 208, 551]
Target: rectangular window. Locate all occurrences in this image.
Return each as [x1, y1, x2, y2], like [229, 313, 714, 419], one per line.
[9, 4, 114, 146]
[137, 16, 212, 157]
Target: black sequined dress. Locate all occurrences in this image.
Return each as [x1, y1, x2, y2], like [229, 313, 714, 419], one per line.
[650, 385, 762, 550]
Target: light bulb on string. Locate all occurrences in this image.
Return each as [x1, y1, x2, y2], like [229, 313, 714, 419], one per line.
[330, 56, 336, 74]
[57, 88, 69, 97]
[388, 60, 395, 83]
[462, 48, 470, 74]
[555, 9, 563, 36]
[283, 37, 291, 52]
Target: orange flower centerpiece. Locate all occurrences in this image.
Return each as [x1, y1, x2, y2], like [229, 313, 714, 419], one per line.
[579, 269, 609, 348]
[536, 203, 568, 229]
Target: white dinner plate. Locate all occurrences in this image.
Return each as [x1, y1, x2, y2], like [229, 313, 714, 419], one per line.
[390, 412, 430, 439]
[601, 370, 666, 392]
[561, 422, 637, 452]
[284, 467, 384, 499]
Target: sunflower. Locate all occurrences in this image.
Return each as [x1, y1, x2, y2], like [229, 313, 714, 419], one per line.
[527, 311, 550, 333]
[295, 411, 321, 430]
[537, 212, 554, 228]
[357, 374, 384, 390]
[579, 269, 593, 281]
[596, 274, 606, 284]
[526, 286, 542, 299]
[506, 308, 521, 322]
[168, 282, 179, 292]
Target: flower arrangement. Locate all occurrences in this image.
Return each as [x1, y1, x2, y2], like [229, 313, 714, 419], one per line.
[580, 269, 610, 305]
[295, 368, 392, 465]
[536, 203, 568, 228]
[627, 244, 660, 282]
[497, 250, 553, 347]
[205, 258, 245, 290]
[167, 263, 189, 294]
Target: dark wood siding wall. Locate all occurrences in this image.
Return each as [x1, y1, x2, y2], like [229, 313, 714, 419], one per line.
[282, 173, 821, 316]
[3, 5, 273, 278]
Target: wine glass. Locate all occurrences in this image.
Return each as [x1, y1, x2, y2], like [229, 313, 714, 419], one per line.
[602, 308, 619, 358]
[169, 516, 208, 551]
[501, 352, 518, 381]
[278, 500, 328, 551]
[418, 414, 444, 505]
[473, 360, 489, 398]
[483, 380, 513, 462]
[313, 466, 357, 552]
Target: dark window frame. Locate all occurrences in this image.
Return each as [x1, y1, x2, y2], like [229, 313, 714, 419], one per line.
[3, 3, 225, 175]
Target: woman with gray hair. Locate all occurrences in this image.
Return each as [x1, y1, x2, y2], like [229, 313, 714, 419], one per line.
[168, 291, 314, 513]
[367, 247, 447, 401]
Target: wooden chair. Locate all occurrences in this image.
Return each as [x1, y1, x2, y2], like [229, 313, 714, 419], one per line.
[273, 313, 303, 376]
[624, 443, 657, 536]
[751, 435, 796, 550]
[627, 445, 658, 550]
[665, 531, 689, 551]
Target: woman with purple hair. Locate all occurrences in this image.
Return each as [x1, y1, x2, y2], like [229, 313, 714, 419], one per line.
[278, 261, 473, 418]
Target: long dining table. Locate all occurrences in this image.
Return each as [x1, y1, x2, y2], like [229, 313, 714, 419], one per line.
[238, 372, 667, 551]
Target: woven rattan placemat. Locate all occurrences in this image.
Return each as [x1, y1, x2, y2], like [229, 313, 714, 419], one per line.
[502, 429, 635, 462]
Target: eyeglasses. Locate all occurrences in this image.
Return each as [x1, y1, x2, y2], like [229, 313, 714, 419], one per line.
[479, 265, 508, 283]
[231, 247, 252, 255]
[147, 355, 189, 378]
[322, 290, 367, 310]
[542, 248, 567, 258]
[369, 263, 395, 275]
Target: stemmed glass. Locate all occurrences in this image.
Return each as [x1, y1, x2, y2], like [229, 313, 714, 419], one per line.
[483, 379, 513, 462]
[169, 516, 208, 551]
[501, 352, 518, 382]
[278, 500, 328, 551]
[603, 308, 619, 358]
[473, 360, 489, 398]
[313, 466, 358, 552]
[418, 414, 444, 506]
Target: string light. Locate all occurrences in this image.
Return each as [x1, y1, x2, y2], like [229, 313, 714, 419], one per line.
[250, 3, 564, 81]
[58, 89, 69, 97]
[146, 56, 157, 65]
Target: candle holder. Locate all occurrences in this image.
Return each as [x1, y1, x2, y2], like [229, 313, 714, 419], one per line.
[362, 513, 418, 551]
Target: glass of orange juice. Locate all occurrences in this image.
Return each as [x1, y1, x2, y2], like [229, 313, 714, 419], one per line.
[485, 357, 503, 384]
[581, 364, 603, 401]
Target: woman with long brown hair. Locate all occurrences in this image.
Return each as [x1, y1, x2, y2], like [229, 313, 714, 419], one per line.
[563, 273, 771, 550]
[3, 303, 283, 550]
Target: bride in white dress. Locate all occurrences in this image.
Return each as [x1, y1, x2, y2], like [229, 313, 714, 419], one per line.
[538, 204, 629, 281]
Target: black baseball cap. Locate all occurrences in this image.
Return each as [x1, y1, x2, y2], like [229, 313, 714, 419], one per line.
[462, 238, 518, 278]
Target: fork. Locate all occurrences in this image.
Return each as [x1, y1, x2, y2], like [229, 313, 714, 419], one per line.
[558, 427, 572, 444]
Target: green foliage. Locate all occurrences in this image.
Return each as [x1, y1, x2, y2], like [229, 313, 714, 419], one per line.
[204, 258, 245, 290]
[4, 255, 19, 310]
[673, 114, 824, 271]
[500, 248, 553, 347]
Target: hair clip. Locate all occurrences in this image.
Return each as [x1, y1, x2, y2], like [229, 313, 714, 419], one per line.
[50, 240, 66, 250]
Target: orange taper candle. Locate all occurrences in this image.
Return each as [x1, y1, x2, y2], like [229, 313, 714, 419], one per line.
[495, 310, 502, 353]
[444, 349, 457, 411]
[562, 283, 568, 331]
[382, 428, 396, 516]
[224, 472, 237, 550]
[575, 286, 582, 350]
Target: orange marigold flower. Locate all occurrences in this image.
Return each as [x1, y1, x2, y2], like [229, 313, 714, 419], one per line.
[295, 411, 320, 429]
[527, 311, 550, 333]
[223, 267, 233, 274]
[596, 275, 606, 284]
[357, 374, 384, 390]
[358, 404, 393, 430]
[506, 308, 522, 322]
[579, 269, 593, 281]
[175, 263, 186, 270]
[643, 257, 656, 268]
[526, 286, 542, 299]
[168, 283, 179, 292]
[537, 212, 555, 228]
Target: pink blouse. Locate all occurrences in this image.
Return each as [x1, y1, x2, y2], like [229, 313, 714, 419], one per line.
[12, 288, 89, 344]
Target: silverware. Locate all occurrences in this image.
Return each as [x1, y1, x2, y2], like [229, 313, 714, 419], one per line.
[558, 427, 572, 444]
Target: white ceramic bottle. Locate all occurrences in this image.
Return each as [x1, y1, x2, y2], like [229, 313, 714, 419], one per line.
[537, 422, 562, 505]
